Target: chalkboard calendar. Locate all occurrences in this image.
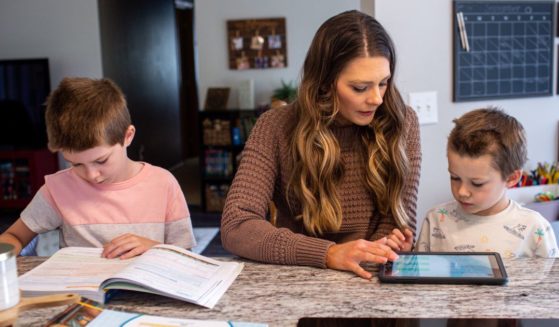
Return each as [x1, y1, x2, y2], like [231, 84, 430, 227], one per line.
[453, 1, 554, 102]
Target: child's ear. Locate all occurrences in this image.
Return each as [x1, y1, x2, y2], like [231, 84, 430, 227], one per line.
[123, 125, 136, 147]
[505, 169, 522, 188]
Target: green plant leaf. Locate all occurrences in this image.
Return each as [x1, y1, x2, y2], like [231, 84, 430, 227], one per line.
[272, 79, 297, 102]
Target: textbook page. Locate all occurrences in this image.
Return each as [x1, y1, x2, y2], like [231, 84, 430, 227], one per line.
[89, 310, 267, 327]
[101, 244, 244, 308]
[19, 245, 243, 308]
[18, 247, 131, 303]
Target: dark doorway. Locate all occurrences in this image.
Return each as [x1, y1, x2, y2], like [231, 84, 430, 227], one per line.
[175, 1, 199, 158]
[98, 0, 199, 168]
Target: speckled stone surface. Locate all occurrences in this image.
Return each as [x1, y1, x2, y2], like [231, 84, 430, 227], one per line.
[14, 256, 559, 327]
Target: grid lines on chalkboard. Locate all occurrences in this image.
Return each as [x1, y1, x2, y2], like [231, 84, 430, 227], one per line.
[453, 1, 554, 101]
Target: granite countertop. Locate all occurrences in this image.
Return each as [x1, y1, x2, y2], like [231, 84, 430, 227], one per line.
[14, 256, 559, 326]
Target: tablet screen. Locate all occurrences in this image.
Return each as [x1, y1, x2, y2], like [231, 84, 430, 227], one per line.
[385, 253, 502, 278]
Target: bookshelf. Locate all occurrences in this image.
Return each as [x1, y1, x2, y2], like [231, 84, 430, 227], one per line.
[0, 149, 58, 209]
[199, 110, 258, 212]
[198, 109, 257, 212]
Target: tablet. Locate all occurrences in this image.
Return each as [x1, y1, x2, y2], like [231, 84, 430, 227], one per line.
[297, 318, 559, 326]
[378, 252, 508, 285]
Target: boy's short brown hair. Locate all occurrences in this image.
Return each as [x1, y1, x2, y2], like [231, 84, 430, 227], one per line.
[448, 107, 527, 179]
[45, 77, 131, 152]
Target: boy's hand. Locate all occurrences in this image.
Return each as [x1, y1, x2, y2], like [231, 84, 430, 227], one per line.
[326, 237, 399, 279]
[102, 233, 161, 259]
[386, 228, 414, 252]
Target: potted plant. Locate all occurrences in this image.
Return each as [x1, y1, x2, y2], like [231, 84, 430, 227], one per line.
[272, 79, 297, 103]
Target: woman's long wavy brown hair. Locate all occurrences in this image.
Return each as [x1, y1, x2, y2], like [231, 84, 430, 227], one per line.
[287, 10, 410, 235]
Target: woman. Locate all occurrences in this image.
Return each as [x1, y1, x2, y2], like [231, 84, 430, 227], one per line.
[221, 10, 421, 279]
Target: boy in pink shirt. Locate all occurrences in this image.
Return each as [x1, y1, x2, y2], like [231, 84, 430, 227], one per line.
[0, 77, 196, 258]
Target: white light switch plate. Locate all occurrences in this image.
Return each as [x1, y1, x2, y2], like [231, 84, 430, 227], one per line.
[408, 91, 438, 125]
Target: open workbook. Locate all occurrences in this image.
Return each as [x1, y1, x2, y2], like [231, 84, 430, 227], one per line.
[18, 245, 244, 309]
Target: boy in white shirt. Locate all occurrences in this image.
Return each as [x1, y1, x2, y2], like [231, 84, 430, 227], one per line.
[388, 107, 558, 258]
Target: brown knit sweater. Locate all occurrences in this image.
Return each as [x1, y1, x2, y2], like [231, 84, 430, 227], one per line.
[221, 104, 421, 268]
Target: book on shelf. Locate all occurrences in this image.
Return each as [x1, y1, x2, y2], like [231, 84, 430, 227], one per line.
[46, 297, 267, 327]
[240, 116, 257, 143]
[0, 160, 31, 200]
[204, 149, 233, 177]
[19, 245, 244, 309]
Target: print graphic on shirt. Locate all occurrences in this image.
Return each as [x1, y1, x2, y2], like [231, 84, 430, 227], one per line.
[454, 244, 475, 251]
[480, 235, 489, 243]
[534, 228, 544, 245]
[419, 242, 430, 251]
[503, 224, 527, 240]
[432, 227, 446, 239]
[452, 208, 469, 223]
[437, 208, 449, 222]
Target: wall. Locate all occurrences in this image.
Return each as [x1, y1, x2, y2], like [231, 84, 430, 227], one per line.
[196, 0, 559, 223]
[373, 0, 559, 222]
[1, 0, 557, 224]
[0, 0, 102, 168]
[195, 0, 361, 108]
[0, 0, 103, 86]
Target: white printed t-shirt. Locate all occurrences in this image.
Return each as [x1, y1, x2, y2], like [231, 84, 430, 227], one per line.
[21, 163, 196, 249]
[416, 200, 558, 258]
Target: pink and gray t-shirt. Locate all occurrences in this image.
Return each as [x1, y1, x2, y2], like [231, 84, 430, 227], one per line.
[21, 163, 196, 249]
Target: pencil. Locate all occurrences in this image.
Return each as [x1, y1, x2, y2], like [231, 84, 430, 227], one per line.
[459, 12, 470, 52]
[456, 12, 467, 50]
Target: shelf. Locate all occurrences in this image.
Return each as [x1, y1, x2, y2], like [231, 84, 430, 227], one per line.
[199, 109, 258, 212]
[0, 199, 30, 209]
[203, 176, 234, 182]
[202, 144, 244, 151]
[0, 149, 58, 210]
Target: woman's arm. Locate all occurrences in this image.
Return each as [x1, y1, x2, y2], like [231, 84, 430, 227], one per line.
[222, 107, 401, 274]
[221, 108, 335, 268]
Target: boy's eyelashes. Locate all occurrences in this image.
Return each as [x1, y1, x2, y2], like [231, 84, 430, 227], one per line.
[68, 159, 108, 167]
[450, 176, 485, 188]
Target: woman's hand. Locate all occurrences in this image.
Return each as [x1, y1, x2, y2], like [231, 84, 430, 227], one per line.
[386, 228, 414, 252]
[102, 233, 161, 259]
[325, 238, 398, 279]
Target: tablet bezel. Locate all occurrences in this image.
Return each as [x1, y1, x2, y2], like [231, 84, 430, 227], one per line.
[378, 252, 508, 285]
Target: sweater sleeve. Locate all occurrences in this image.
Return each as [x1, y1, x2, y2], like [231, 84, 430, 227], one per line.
[221, 108, 334, 268]
[370, 107, 422, 240]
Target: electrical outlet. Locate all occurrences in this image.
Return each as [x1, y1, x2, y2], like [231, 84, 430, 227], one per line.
[408, 91, 438, 125]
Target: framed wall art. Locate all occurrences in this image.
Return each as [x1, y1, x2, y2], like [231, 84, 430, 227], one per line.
[227, 17, 287, 70]
[204, 88, 230, 111]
